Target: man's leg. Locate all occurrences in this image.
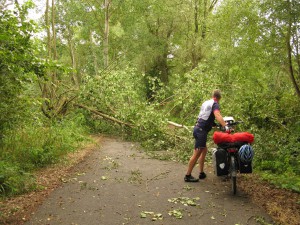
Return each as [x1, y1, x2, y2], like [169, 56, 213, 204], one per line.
[185, 127, 206, 182]
[184, 149, 201, 182]
[198, 147, 208, 179]
[186, 149, 201, 175]
[198, 147, 207, 173]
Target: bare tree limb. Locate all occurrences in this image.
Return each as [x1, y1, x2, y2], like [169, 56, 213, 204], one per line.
[208, 0, 219, 12]
[74, 103, 135, 128]
[167, 121, 192, 131]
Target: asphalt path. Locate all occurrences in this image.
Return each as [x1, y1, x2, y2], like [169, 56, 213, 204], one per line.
[25, 137, 274, 225]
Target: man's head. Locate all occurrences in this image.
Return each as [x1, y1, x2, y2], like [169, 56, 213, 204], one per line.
[212, 89, 222, 100]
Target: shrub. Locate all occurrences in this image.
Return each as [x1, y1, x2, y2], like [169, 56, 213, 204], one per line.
[0, 162, 36, 197]
[0, 113, 90, 196]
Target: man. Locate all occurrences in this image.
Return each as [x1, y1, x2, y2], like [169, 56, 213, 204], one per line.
[184, 89, 228, 182]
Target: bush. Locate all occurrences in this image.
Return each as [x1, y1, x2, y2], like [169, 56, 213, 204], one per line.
[0, 162, 36, 197]
[0, 113, 90, 196]
[253, 127, 300, 192]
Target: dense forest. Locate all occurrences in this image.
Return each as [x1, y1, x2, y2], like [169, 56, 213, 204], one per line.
[0, 0, 299, 197]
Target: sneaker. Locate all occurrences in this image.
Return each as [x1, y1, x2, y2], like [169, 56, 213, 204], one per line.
[199, 172, 207, 179]
[184, 175, 199, 182]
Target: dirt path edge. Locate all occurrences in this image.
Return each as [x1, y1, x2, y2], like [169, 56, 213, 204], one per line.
[239, 174, 300, 225]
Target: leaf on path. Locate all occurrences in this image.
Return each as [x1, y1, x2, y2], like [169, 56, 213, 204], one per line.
[103, 156, 112, 161]
[168, 209, 183, 219]
[152, 213, 163, 221]
[168, 197, 200, 206]
[140, 211, 163, 220]
[140, 212, 147, 218]
[101, 176, 107, 180]
[183, 185, 194, 191]
[186, 200, 196, 206]
[76, 172, 86, 176]
[61, 178, 68, 183]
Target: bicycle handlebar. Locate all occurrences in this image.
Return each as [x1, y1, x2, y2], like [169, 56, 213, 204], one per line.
[227, 121, 243, 126]
[214, 121, 243, 133]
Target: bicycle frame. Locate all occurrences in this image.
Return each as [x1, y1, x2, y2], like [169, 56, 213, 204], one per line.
[227, 148, 239, 194]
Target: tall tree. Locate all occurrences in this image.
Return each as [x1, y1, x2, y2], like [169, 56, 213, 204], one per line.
[259, 0, 300, 98]
[39, 0, 70, 118]
[286, 0, 300, 97]
[104, 0, 111, 68]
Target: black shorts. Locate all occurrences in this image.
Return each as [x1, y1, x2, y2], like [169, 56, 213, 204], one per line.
[193, 126, 208, 149]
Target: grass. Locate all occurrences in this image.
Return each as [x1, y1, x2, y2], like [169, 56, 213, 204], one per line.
[0, 114, 90, 197]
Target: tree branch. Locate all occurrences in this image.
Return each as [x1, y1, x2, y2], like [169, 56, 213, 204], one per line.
[167, 121, 192, 132]
[74, 103, 135, 128]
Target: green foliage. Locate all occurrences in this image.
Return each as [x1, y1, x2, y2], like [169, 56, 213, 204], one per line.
[162, 66, 224, 124]
[254, 126, 300, 192]
[0, 162, 36, 197]
[0, 5, 45, 133]
[0, 113, 90, 196]
[79, 67, 146, 130]
[2, 114, 89, 169]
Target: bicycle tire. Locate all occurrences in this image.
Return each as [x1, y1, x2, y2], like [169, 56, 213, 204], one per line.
[230, 156, 237, 195]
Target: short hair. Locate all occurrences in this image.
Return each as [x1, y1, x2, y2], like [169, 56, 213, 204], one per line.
[212, 89, 222, 100]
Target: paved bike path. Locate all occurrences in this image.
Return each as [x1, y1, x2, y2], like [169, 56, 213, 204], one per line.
[25, 137, 274, 225]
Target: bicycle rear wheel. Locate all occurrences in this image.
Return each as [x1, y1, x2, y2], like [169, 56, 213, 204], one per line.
[230, 156, 237, 195]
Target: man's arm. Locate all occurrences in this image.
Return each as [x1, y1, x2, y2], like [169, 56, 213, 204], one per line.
[214, 110, 226, 127]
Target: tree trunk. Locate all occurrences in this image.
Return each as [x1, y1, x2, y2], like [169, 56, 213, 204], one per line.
[194, 0, 199, 33]
[51, 0, 57, 91]
[90, 30, 99, 76]
[40, 0, 69, 118]
[191, 0, 200, 69]
[66, 25, 79, 87]
[292, 16, 300, 80]
[286, 0, 300, 98]
[41, 0, 52, 117]
[51, 0, 57, 61]
[45, 0, 51, 58]
[201, 0, 208, 39]
[201, 0, 218, 39]
[104, 0, 110, 68]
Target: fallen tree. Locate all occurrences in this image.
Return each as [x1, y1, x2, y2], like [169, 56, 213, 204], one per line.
[74, 103, 190, 136]
[74, 103, 135, 128]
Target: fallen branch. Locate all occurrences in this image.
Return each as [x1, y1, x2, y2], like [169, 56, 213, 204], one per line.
[146, 170, 171, 190]
[167, 121, 192, 131]
[74, 103, 135, 128]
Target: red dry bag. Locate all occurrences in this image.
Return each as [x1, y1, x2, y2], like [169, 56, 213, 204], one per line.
[213, 132, 233, 144]
[232, 132, 254, 144]
[213, 131, 254, 144]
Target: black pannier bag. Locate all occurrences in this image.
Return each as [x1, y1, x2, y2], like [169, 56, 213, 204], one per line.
[239, 160, 252, 173]
[212, 148, 229, 176]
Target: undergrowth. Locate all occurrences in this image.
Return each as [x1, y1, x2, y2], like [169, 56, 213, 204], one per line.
[0, 113, 90, 197]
